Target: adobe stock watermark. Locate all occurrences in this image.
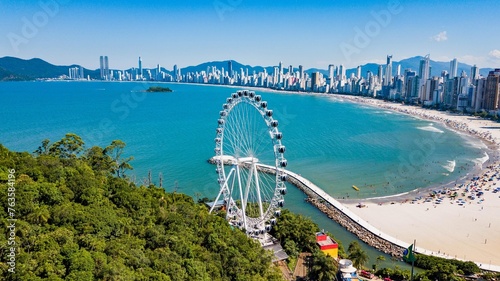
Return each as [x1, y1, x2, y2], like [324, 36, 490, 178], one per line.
[213, 0, 242, 21]
[81, 82, 152, 146]
[384, 130, 447, 191]
[340, 0, 403, 63]
[6, 169, 17, 273]
[7, 0, 70, 53]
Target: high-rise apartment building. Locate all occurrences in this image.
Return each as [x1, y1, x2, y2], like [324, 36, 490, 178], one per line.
[138, 57, 142, 79]
[384, 55, 392, 86]
[450, 58, 458, 78]
[483, 69, 500, 110]
[99, 56, 109, 80]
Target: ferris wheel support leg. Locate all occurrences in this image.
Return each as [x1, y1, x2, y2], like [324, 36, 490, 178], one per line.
[236, 165, 248, 231]
[210, 167, 235, 214]
[210, 189, 224, 214]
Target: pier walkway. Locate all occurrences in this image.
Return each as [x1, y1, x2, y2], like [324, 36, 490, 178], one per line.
[260, 163, 500, 272]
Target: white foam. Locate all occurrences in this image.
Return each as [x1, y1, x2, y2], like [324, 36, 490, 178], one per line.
[327, 96, 348, 104]
[442, 160, 456, 173]
[417, 124, 444, 133]
[473, 152, 489, 165]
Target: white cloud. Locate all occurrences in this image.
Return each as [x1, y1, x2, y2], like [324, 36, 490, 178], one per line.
[431, 31, 448, 42]
[488, 49, 500, 59]
[457, 55, 486, 66]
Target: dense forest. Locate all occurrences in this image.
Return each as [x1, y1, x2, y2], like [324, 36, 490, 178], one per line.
[0, 134, 284, 280]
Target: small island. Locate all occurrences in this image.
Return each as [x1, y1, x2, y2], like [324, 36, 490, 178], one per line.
[146, 86, 173, 92]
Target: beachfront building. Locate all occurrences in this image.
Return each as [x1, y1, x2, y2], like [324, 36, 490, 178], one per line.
[482, 69, 500, 111]
[316, 232, 339, 260]
[337, 259, 359, 281]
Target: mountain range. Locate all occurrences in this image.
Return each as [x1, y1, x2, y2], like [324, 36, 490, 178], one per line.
[0, 56, 494, 82]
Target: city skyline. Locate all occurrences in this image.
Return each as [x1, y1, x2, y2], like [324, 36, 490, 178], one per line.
[1, 0, 500, 70]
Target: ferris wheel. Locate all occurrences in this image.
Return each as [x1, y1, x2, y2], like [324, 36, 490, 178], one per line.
[210, 90, 288, 237]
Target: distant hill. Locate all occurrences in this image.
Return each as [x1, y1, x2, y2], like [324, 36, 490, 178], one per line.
[0, 66, 29, 81]
[181, 60, 275, 76]
[0, 56, 495, 81]
[0, 57, 99, 80]
[345, 56, 492, 78]
[180, 57, 493, 79]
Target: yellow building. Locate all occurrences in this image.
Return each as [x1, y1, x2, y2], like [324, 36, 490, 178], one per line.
[316, 232, 338, 259]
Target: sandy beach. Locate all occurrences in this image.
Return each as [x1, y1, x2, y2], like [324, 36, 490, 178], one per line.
[332, 94, 500, 269]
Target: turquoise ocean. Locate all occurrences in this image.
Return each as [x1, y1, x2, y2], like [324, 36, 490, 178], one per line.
[0, 81, 488, 268]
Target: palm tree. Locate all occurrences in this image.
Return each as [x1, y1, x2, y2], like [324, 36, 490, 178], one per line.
[373, 255, 386, 271]
[308, 251, 337, 281]
[350, 249, 369, 269]
[347, 241, 369, 270]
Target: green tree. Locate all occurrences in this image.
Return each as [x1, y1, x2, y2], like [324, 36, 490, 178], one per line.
[104, 140, 134, 178]
[34, 139, 51, 156]
[85, 146, 114, 174]
[270, 209, 319, 255]
[48, 133, 85, 159]
[308, 250, 337, 281]
[373, 255, 386, 271]
[347, 241, 369, 270]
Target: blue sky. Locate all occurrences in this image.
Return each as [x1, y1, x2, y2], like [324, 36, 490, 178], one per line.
[1, 0, 499, 70]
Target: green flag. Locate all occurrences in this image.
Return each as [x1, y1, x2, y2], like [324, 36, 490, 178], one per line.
[403, 244, 416, 263]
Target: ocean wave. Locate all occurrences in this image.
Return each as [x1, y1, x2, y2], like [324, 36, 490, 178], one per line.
[442, 160, 456, 173]
[417, 124, 444, 133]
[473, 152, 489, 165]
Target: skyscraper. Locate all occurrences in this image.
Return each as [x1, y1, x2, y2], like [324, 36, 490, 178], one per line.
[377, 65, 383, 84]
[104, 56, 109, 80]
[338, 64, 346, 81]
[418, 55, 431, 100]
[273, 66, 279, 84]
[138, 57, 142, 79]
[450, 58, 458, 78]
[356, 66, 362, 79]
[157, 64, 161, 79]
[99, 56, 104, 79]
[384, 55, 392, 86]
[173, 64, 179, 82]
[99, 56, 109, 80]
[328, 64, 334, 83]
[311, 72, 321, 92]
[470, 64, 479, 81]
[483, 69, 500, 110]
[228, 60, 233, 78]
[298, 65, 304, 80]
[403, 70, 417, 100]
[419, 55, 430, 81]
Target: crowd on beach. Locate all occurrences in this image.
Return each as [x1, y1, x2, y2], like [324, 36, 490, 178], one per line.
[407, 163, 500, 208]
[331, 95, 500, 207]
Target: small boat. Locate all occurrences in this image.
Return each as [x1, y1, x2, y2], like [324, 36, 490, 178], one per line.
[352, 185, 359, 191]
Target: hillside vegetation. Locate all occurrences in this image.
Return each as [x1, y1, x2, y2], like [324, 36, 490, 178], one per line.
[0, 134, 283, 280]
